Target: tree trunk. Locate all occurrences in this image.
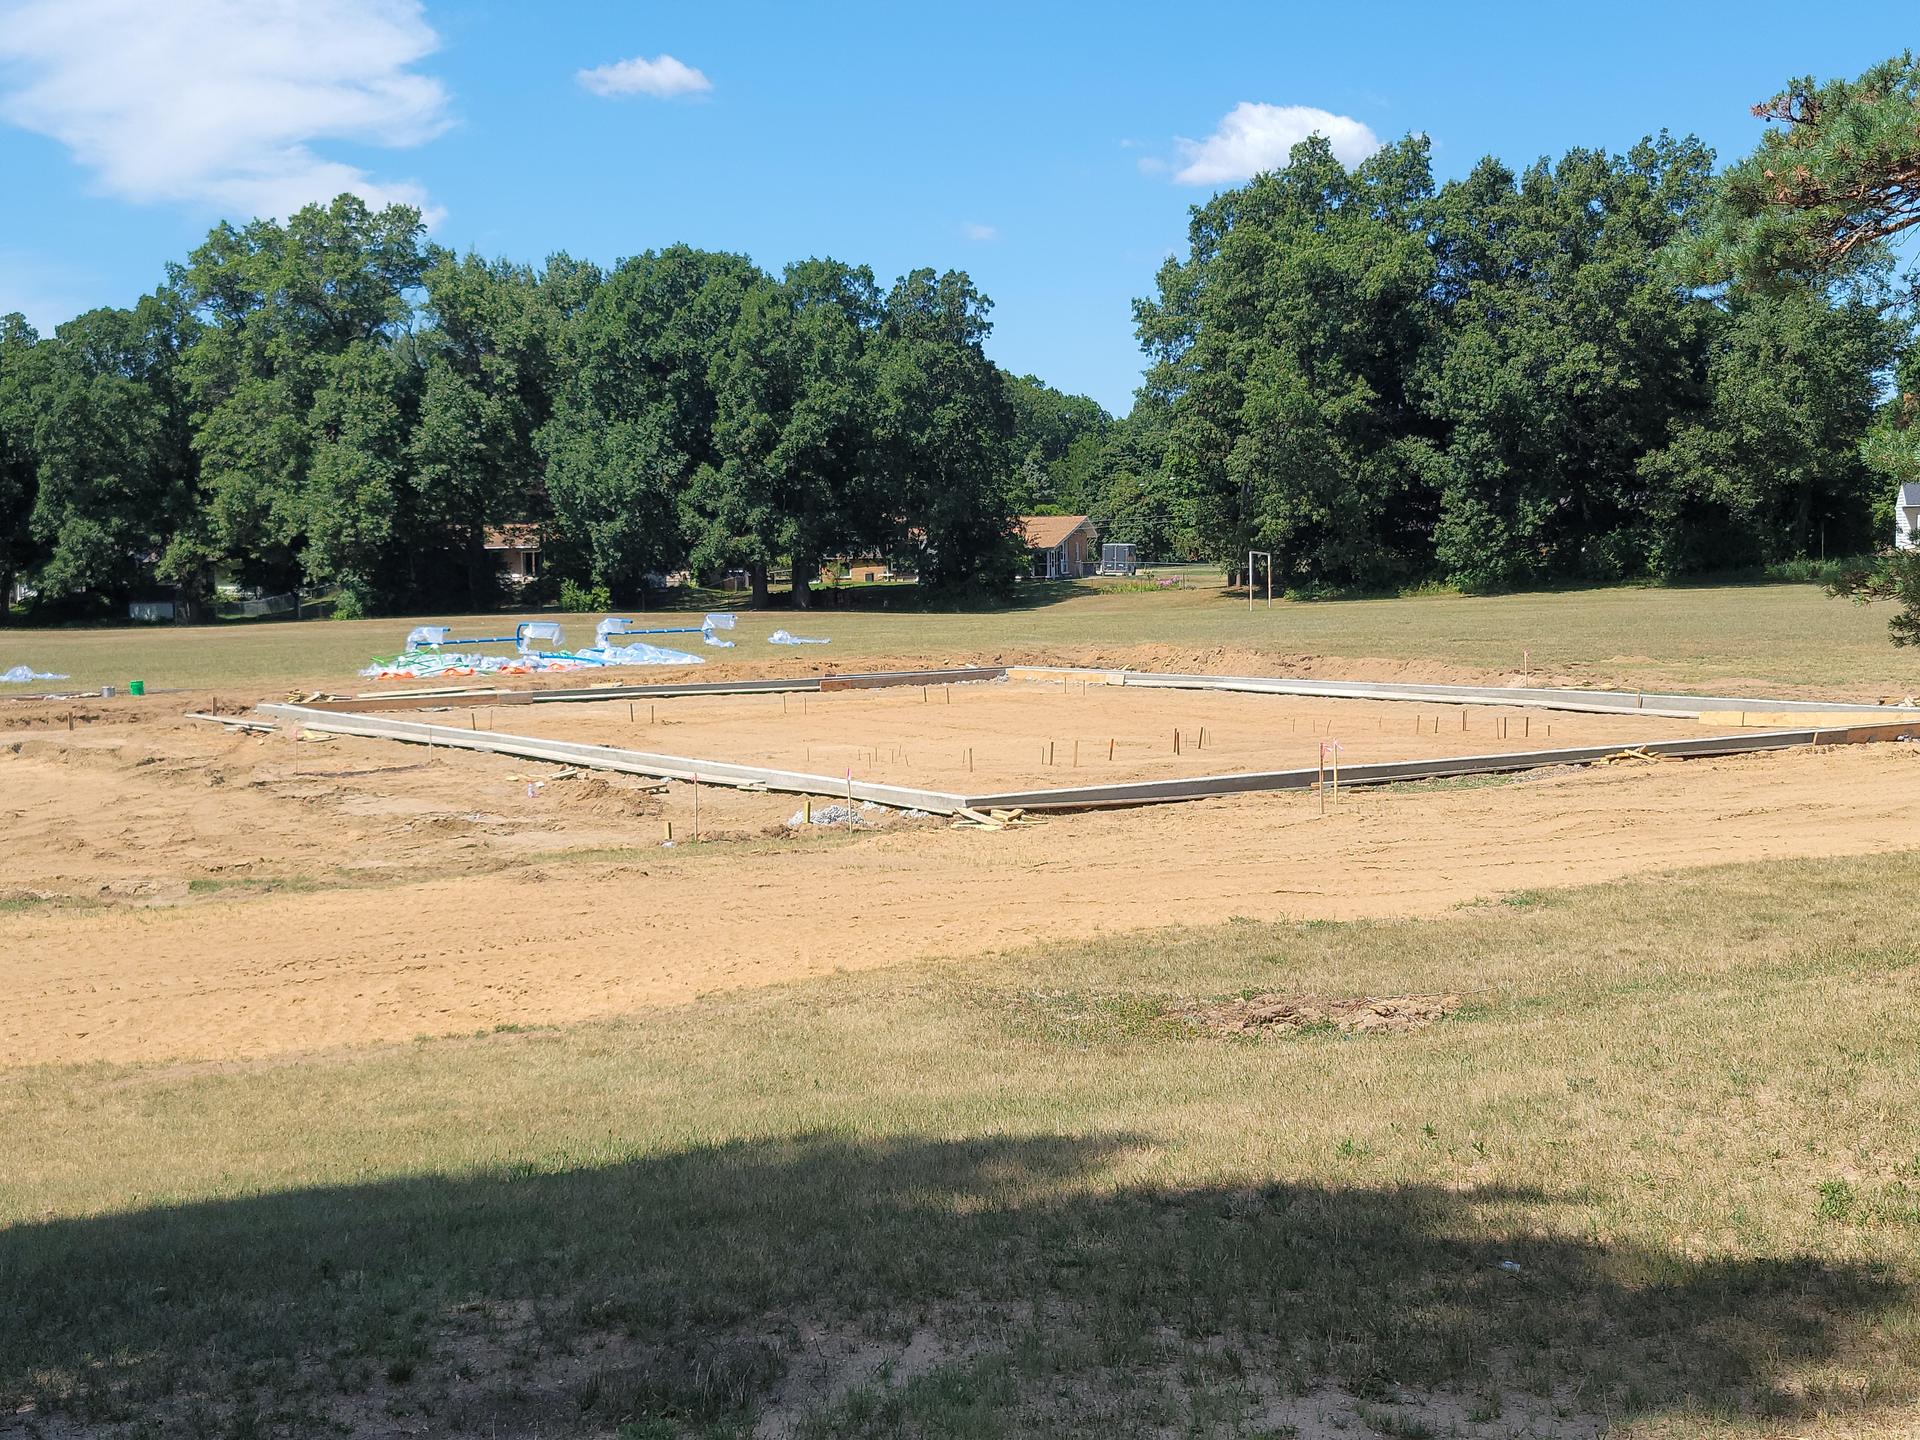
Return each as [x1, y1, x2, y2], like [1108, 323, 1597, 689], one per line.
[0, 558, 11, 624]
[792, 552, 814, 610]
[750, 562, 769, 608]
[465, 529, 488, 612]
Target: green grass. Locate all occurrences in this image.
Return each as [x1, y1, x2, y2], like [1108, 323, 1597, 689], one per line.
[3, 850, 1918, 1437]
[3, 577, 1916, 696]
[0, 893, 105, 916]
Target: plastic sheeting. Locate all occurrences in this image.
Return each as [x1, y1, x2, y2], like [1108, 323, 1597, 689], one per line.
[768, 629, 831, 645]
[360, 642, 703, 681]
[586, 641, 705, 666]
[596, 612, 737, 649]
[2, 664, 69, 683]
[407, 622, 564, 654]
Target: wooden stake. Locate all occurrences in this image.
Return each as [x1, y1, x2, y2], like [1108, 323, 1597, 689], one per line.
[691, 774, 700, 840]
[1073, 739, 1079, 767]
[1318, 747, 1326, 816]
[630, 701, 636, 722]
[663, 820, 673, 842]
[1108, 737, 1115, 761]
[1174, 728, 1181, 755]
[1524, 715, 1531, 738]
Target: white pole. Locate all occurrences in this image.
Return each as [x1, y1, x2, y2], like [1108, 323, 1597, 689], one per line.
[1247, 551, 1273, 612]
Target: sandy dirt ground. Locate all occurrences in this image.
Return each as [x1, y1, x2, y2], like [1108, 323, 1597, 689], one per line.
[496, 676, 1709, 791]
[7, 663, 1920, 1067]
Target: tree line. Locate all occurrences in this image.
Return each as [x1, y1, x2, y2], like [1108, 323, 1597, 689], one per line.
[1137, 128, 1909, 592]
[0, 202, 1073, 619]
[1, 57, 1915, 622]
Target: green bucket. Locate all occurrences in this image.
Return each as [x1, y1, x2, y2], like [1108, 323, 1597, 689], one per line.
[128, 679, 145, 696]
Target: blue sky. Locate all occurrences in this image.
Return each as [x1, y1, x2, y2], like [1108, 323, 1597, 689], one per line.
[0, 1, 1912, 414]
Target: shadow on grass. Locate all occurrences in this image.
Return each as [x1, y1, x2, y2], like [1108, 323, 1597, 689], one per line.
[1, 1131, 1906, 1436]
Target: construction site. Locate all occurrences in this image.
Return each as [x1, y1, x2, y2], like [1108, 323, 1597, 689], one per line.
[7, 648, 1919, 1069]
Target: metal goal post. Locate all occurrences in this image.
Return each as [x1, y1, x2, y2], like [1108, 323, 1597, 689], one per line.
[1247, 551, 1273, 610]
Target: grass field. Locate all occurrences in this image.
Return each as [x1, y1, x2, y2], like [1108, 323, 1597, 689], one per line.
[3, 853, 1917, 1437]
[2, 577, 1917, 697]
[5, 582, 1920, 1438]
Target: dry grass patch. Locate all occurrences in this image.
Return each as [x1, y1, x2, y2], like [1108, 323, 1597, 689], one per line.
[2, 852, 1918, 1437]
[1174, 991, 1462, 1035]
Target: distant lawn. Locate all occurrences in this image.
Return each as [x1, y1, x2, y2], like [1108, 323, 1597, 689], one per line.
[2, 577, 1915, 697]
[3, 850, 1917, 1436]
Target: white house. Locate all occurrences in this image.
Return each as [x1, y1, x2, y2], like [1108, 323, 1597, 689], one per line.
[1898, 484, 1920, 552]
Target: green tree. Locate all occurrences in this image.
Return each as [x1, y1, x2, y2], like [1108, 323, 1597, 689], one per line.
[1419, 136, 1719, 588]
[1138, 135, 1437, 588]
[689, 259, 884, 608]
[871, 269, 1019, 593]
[1701, 54, 1920, 644]
[1086, 396, 1187, 559]
[0, 314, 45, 621]
[1002, 373, 1111, 512]
[537, 246, 761, 601]
[1699, 53, 1920, 297]
[22, 294, 202, 612]
[303, 343, 418, 615]
[172, 195, 427, 602]
[1639, 287, 1894, 572]
[411, 251, 571, 607]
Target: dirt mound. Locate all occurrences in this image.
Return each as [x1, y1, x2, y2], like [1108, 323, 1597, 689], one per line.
[1179, 992, 1461, 1035]
[549, 772, 662, 819]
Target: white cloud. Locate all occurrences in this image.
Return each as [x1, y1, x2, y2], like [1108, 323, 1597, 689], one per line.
[576, 53, 712, 100]
[1171, 102, 1380, 185]
[961, 222, 996, 242]
[0, 0, 449, 221]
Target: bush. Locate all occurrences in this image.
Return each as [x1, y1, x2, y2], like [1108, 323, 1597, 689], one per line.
[1829, 550, 1920, 648]
[559, 579, 612, 613]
